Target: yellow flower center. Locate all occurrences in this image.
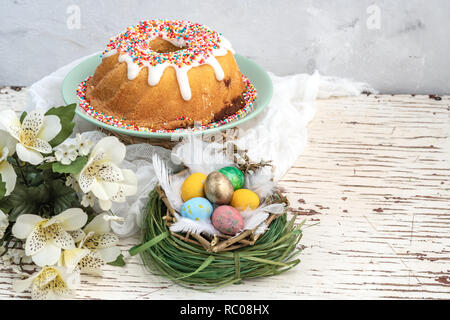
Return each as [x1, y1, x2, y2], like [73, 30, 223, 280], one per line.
[36, 219, 63, 241]
[34, 267, 58, 285]
[82, 234, 101, 250]
[85, 159, 108, 177]
[36, 219, 49, 229]
[19, 129, 35, 147]
[33, 267, 68, 292]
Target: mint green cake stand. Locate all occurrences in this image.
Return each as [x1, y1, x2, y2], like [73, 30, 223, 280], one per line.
[62, 54, 273, 140]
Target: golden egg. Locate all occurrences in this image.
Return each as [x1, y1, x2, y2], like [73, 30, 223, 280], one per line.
[230, 189, 260, 211]
[181, 172, 207, 202]
[204, 171, 234, 205]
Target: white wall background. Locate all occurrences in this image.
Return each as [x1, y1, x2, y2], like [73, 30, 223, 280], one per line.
[1, 0, 449, 94]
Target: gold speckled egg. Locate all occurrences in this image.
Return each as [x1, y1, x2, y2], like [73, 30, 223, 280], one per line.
[204, 171, 234, 205]
[230, 189, 260, 211]
[181, 173, 207, 202]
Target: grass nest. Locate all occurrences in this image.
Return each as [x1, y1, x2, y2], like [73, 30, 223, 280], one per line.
[129, 188, 304, 289]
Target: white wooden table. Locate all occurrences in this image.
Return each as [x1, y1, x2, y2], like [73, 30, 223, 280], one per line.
[1, 87, 449, 300]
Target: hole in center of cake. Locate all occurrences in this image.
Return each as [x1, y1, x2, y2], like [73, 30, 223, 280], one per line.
[148, 38, 187, 53]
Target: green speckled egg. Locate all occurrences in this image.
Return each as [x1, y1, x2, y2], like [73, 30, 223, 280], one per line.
[180, 197, 213, 221]
[218, 166, 245, 190]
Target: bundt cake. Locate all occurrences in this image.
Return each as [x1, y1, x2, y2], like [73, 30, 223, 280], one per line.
[78, 20, 257, 132]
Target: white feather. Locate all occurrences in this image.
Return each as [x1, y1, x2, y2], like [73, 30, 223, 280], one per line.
[152, 153, 185, 211]
[170, 212, 220, 235]
[240, 210, 270, 231]
[245, 167, 275, 199]
[241, 202, 286, 231]
[254, 222, 269, 235]
[171, 131, 234, 174]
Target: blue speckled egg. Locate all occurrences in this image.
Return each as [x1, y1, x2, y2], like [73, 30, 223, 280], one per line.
[180, 197, 213, 221]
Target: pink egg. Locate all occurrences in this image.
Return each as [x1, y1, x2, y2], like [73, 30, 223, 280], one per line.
[211, 205, 244, 236]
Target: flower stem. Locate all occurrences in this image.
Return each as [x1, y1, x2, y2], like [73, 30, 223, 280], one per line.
[13, 155, 27, 185]
[19, 256, 25, 272]
[1, 238, 12, 257]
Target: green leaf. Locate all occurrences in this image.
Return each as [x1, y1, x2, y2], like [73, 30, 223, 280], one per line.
[0, 197, 13, 216]
[27, 171, 44, 186]
[50, 180, 78, 215]
[6, 179, 79, 221]
[107, 254, 126, 267]
[0, 177, 6, 200]
[37, 162, 53, 171]
[52, 156, 88, 174]
[20, 111, 27, 123]
[45, 104, 76, 148]
[7, 183, 48, 221]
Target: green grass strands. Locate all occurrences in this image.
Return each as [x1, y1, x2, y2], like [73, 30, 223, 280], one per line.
[132, 188, 304, 289]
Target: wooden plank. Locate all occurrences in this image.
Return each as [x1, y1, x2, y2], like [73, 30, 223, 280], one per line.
[0, 87, 449, 299]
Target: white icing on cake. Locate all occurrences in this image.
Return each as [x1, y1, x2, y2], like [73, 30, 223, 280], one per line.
[101, 20, 234, 101]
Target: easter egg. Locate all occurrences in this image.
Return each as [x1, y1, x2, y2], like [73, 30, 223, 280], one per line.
[230, 189, 260, 211]
[211, 205, 244, 236]
[181, 172, 207, 202]
[204, 171, 234, 205]
[218, 166, 245, 190]
[180, 197, 213, 221]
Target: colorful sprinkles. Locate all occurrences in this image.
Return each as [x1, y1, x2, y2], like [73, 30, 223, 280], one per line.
[76, 75, 257, 133]
[102, 19, 224, 68]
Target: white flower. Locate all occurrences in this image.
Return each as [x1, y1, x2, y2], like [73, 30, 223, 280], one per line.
[60, 213, 120, 275]
[59, 247, 94, 273]
[75, 133, 93, 156]
[43, 155, 57, 162]
[81, 213, 121, 263]
[0, 209, 9, 239]
[54, 143, 77, 165]
[3, 248, 31, 265]
[0, 130, 17, 196]
[2, 254, 12, 267]
[11, 264, 30, 277]
[75, 137, 137, 211]
[1, 248, 32, 275]
[11, 208, 88, 267]
[65, 175, 82, 193]
[80, 192, 95, 207]
[13, 266, 79, 300]
[65, 175, 74, 187]
[102, 213, 125, 222]
[0, 110, 61, 165]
